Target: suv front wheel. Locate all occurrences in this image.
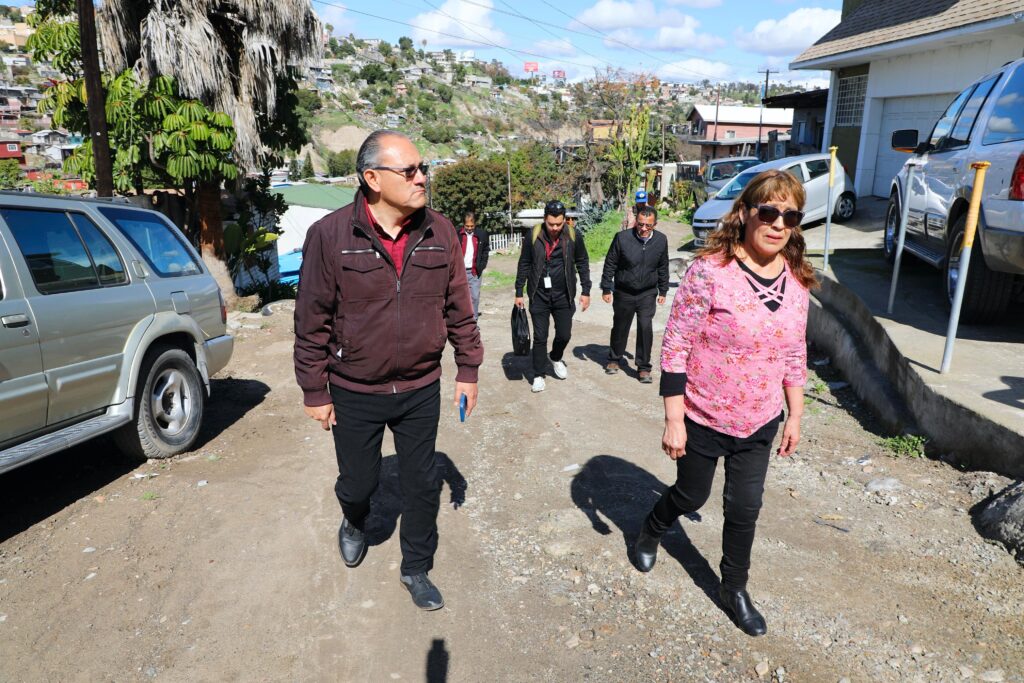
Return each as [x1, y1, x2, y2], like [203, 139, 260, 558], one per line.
[883, 193, 900, 263]
[115, 345, 205, 459]
[945, 215, 1015, 324]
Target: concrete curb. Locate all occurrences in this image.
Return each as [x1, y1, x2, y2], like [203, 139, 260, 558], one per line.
[807, 276, 1024, 479]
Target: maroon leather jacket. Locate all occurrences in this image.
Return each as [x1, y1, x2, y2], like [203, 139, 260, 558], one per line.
[294, 191, 483, 405]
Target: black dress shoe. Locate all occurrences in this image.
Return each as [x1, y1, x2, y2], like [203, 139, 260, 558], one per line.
[719, 586, 767, 636]
[634, 528, 661, 572]
[338, 518, 367, 568]
[400, 573, 445, 611]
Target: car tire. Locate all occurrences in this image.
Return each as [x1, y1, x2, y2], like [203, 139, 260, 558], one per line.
[833, 192, 856, 222]
[944, 215, 1015, 324]
[114, 345, 205, 460]
[883, 194, 900, 264]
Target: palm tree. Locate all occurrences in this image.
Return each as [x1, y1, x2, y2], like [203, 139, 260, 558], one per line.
[97, 1, 322, 257]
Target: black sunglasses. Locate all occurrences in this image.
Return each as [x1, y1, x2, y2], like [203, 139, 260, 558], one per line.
[544, 200, 565, 216]
[371, 162, 430, 179]
[751, 204, 804, 229]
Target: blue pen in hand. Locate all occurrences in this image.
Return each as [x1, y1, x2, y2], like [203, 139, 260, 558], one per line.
[459, 393, 468, 422]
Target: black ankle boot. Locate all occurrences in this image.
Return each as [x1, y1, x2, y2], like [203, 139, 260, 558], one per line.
[719, 586, 767, 636]
[634, 527, 661, 572]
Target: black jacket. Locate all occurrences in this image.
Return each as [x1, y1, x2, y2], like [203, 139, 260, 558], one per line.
[458, 227, 489, 276]
[600, 229, 669, 296]
[515, 228, 591, 301]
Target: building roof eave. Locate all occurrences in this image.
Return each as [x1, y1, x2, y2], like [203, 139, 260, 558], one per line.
[790, 14, 1020, 71]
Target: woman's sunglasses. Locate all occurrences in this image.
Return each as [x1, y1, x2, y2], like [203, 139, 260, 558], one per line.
[751, 204, 804, 229]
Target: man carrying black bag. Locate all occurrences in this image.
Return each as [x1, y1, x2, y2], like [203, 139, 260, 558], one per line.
[511, 305, 531, 356]
[514, 200, 591, 393]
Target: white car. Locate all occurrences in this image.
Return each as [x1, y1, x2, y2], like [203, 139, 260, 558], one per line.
[691, 153, 856, 247]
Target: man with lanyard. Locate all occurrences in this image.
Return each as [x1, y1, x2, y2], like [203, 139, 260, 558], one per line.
[624, 188, 649, 230]
[601, 205, 669, 383]
[457, 210, 489, 320]
[294, 130, 482, 611]
[514, 200, 591, 393]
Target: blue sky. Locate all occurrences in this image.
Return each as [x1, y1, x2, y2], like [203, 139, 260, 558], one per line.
[311, 0, 842, 86]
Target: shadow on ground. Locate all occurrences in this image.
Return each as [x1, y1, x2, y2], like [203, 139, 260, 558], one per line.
[569, 455, 721, 603]
[571, 343, 640, 378]
[0, 379, 270, 543]
[363, 452, 466, 546]
[194, 377, 271, 449]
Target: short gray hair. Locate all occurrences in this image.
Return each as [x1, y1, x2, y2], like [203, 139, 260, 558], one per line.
[356, 129, 409, 189]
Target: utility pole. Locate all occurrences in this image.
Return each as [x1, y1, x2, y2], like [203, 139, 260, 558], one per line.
[756, 68, 774, 159]
[77, 0, 114, 197]
[661, 121, 666, 164]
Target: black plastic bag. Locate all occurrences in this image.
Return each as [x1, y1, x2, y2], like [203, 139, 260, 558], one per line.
[511, 305, 531, 356]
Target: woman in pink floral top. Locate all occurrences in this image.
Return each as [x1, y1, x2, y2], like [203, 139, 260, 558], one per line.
[633, 170, 818, 637]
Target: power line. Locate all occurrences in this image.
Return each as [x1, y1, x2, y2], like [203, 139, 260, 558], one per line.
[491, 0, 615, 69]
[312, 0, 612, 71]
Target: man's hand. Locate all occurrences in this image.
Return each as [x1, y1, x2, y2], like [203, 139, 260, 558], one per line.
[657, 295, 666, 305]
[305, 403, 336, 431]
[777, 416, 801, 457]
[514, 296, 525, 309]
[454, 381, 478, 418]
[580, 295, 590, 312]
[602, 292, 612, 304]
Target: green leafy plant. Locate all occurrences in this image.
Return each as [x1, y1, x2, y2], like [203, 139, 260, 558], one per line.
[880, 434, 927, 459]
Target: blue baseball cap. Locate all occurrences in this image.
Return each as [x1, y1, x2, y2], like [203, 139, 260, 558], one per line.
[635, 189, 648, 203]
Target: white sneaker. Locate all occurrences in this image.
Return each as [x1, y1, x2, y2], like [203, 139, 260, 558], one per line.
[531, 376, 546, 393]
[551, 360, 568, 380]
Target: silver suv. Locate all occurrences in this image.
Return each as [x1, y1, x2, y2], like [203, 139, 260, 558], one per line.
[0, 193, 233, 474]
[886, 57, 1024, 323]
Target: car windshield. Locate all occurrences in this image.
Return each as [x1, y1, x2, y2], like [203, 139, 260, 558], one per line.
[709, 159, 758, 181]
[716, 171, 757, 200]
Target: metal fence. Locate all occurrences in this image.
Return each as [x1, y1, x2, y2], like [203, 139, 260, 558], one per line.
[490, 231, 523, 253]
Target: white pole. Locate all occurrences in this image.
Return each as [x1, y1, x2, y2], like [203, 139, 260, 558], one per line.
[887, 163, 918, 315]
[822, 145, 838, 272]
[941, 162, 991, 374]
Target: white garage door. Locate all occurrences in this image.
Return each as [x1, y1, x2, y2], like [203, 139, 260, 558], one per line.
[873, 93, 956, 197]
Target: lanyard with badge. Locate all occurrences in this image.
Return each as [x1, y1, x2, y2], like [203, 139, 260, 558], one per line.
[542, 235, 556, 289]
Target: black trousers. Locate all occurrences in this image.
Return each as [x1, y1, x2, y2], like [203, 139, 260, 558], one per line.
[609, 289, 657, 371]
[329, 380, 442, 576]
[530, 294, 573, 377]
[644, 414, 782, 590]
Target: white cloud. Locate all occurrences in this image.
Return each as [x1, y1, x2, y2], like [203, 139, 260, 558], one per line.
[658, 58, 733, 82]
[602, 28, 644, 49]
[665, 0, 722, 7]
[316, 6, 353, 35]
[573, 0, 656, 31]
[410, 0, 508, 48]
[738, 7, 841, 57]
[653, 14, 725, 52]
[534, 38, 577, 57]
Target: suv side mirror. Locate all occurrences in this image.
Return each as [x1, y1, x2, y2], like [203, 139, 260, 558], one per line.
[892, 129, 919, 153]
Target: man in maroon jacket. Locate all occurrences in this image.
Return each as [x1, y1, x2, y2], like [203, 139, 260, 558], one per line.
[294, 130, 483, 611]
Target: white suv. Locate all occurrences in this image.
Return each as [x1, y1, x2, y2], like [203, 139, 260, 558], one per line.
[885, 57, 1024, 323]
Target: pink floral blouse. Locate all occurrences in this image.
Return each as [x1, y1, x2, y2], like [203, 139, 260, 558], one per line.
[660, 254, 808, 438]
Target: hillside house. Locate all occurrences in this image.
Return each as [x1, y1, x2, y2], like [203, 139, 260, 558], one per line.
[0, 139, 25, 164]
[791, 0, 1024, 197]
[466, 75, 492, 88]
[687, 104, 794, 160]
[762, 89, 829, 157]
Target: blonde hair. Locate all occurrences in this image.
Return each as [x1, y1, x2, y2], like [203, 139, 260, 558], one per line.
[699, 169, 818, 289]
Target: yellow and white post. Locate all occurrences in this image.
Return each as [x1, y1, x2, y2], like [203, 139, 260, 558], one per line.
[822, 145, 838, 272]
[940, 161, 990, 374]
[887, 161, 920, 315]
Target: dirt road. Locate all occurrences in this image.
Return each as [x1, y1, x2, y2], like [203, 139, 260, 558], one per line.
[2, 230, 1022, 682]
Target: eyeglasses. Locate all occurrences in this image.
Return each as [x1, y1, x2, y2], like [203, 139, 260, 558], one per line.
[751, 204, 804, 229]
[635, 221, 656, 229]
[371, 162, 430, 180]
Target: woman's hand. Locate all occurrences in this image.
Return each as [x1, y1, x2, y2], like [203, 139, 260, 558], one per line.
[777, 416, 801, 457]
[662, 418, 687, 460]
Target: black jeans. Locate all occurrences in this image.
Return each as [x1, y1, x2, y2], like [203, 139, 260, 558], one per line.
[644, 414, 782, 590]
[329, 380, 442, 576]
[530, 294, 573, 377]
[609, 288, 657, 371]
